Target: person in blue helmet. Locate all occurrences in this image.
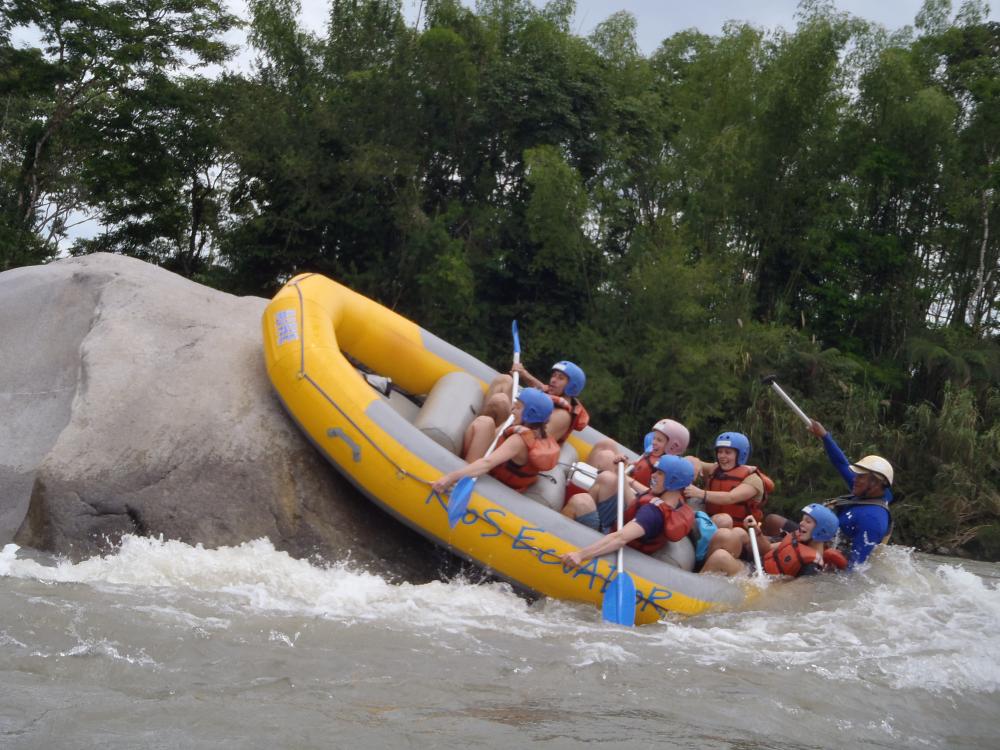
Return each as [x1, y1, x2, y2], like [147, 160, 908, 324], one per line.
[684, 431, 774, 529]
[435, 388, 560, 494]
[478, 359, 589, 445]
[763, 420, 894, 570]
[700, 504, 847, 577]
[561, 455, 696, 566]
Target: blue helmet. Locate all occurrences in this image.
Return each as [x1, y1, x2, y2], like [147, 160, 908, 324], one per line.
[643, 431, 656, 454]
[654, 455, 695, 492]
[715, 432, 751, 465]
[551, 361, 585, 397]
[516, 387, 553, 425]
[801, 503, 840, 542]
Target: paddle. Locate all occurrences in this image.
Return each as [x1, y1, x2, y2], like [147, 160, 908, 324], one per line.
[601, 462, 636, 626]
[446, 321, 521, 528]
[747, 520, 764, 577]
[511, 319, 520, 393]
[761, 374, 811, 427]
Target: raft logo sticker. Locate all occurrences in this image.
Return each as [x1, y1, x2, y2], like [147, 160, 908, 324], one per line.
[275, 309, 299, 345]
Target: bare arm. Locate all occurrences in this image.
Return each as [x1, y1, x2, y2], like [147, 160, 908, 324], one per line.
[510, 362, 546, 390]
[432, 434, 524, 493]
[686, 473, 760, 504]
[744, 516, 773, 554]
[561, 520, 646, 567]
[681, 457, 714, 500]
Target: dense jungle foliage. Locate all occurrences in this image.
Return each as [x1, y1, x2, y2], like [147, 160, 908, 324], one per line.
[2, 0, 999, 559]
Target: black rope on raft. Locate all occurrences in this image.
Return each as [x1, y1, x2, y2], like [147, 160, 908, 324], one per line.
[285, 277, 667, 617]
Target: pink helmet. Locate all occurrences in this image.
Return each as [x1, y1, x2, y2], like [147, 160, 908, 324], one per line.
[652, 419, 690, 455]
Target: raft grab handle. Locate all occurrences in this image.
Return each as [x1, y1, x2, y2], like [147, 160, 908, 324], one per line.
[326, 428, 362, 462]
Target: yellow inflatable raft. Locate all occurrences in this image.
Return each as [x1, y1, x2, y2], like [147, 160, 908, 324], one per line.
[262, 274, 746, 623]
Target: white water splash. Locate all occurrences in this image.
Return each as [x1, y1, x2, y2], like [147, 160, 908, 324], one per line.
[3, 538, 999, 695]
[0, 537, 534, 630]
[635, 545, 1000, 694]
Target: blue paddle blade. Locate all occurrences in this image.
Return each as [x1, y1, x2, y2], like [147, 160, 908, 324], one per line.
[512, 319, 520, 356]
[601, 571, 637, 626]
[447, 477, 475, 528]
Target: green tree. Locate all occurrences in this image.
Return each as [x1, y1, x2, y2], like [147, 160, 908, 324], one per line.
[71, 75, 232, 278]
[0, 0, 235, 269]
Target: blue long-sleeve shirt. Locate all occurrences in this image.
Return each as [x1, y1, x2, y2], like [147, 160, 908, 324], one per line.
[822, 433, 893, 569]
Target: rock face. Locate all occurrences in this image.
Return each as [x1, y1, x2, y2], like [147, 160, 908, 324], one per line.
[0, 254, 439, 576]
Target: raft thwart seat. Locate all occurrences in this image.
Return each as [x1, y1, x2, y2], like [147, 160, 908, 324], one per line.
[413, 371, 484, 455]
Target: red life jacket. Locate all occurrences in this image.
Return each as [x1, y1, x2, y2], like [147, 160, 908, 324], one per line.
[622, 492, 695, 555]
[548, 394, 589, 443]
[706, 464, 774, 523]
[489, 426, 560, 492]
[763, 535, 847, 576]
[630, 453, 659, 489]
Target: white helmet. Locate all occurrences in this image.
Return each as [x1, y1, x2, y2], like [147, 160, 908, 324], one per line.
[651, 419, 690, 455]
[850, 455, 894, 487]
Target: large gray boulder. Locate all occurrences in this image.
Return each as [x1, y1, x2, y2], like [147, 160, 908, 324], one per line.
[0, 254, 438, 575]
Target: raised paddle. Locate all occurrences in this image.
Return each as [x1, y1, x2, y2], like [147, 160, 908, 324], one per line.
[446, 321, 520, 528]
[761, 374, 811, 427]
[601, 461, 637, 626]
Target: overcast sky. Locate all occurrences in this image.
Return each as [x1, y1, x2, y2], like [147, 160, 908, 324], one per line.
[267, 0, 997, 54]
[12, 2, 997, 60]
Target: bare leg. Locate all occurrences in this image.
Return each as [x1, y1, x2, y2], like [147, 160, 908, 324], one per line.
[712, 513, 734, 529]
[585, 439, 624, 473]
[586, 470, 636, 507]
[479, 374, 513, 421]
[704, 527, 748, 559]
[463, 416, 499, 462]
[562, 493, 597, 520]
[700, 549, 746, 576]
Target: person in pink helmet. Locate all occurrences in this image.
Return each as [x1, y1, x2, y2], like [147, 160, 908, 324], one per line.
[563, 418, 693, 530]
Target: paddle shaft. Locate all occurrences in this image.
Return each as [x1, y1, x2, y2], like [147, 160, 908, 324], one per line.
[615, 461, 626, 583]
[748, 523, 764, 577]
[484, 392, 516, 455]
[768, 380, 811, 427]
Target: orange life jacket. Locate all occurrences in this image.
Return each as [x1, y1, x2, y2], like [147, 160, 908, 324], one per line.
[822, 547, 848, 571]
[763, 534, 847, 577]
[622, 493, 695, 555]
[548, 394, 589, 443]
[706, 464, 774, 523]
[489, 425, 560, 492]
[630, 453, 659, 488]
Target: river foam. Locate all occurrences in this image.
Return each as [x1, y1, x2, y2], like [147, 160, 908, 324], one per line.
[2, 536, 998, 696]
